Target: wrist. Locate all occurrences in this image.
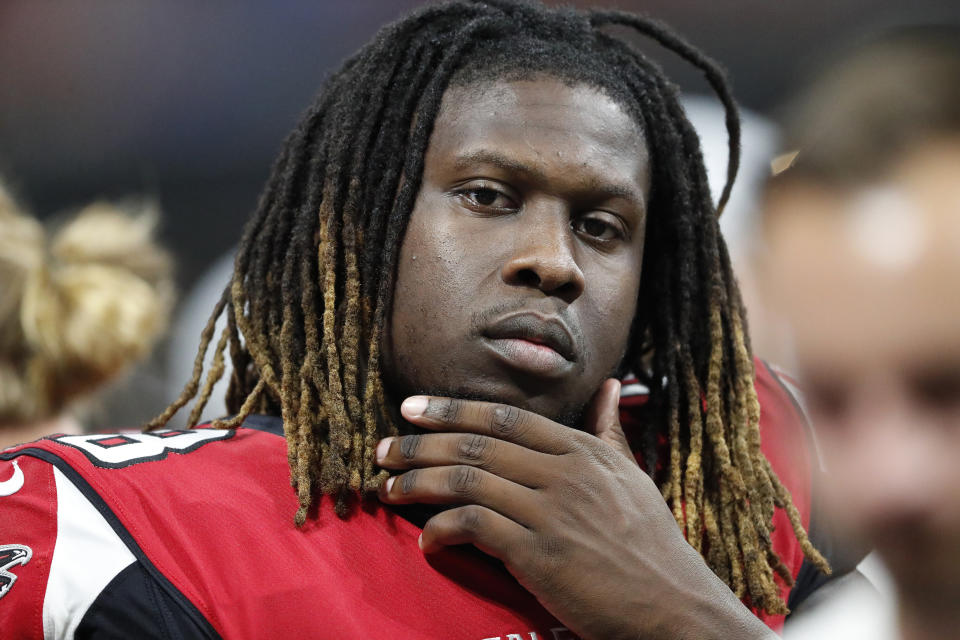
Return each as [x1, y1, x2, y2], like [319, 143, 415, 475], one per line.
[642, 544, 777, 640]
[678, 588, 777, 640]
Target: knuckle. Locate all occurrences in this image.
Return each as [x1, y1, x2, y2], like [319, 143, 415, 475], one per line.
[535, 533, 565, 560]
[565, 432, 591, 455]
[399, 469, 419, 495]
[558, 472, 603, 506]
[398, 434, 422, 460]
[490, 404, 523, 437]
[449, 465, 482, 497]
[456, 505, 484, 532]
[457, 433, 494, 465]
[518, 532, 567, 584]
[428, 397, 462, 424]
[592, 440, 626, 471]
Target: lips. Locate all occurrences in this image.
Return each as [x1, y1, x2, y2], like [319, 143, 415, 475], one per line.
[482, 313, 577, 362]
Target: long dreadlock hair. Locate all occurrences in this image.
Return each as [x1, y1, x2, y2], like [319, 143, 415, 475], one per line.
[151, 0, 829, 614]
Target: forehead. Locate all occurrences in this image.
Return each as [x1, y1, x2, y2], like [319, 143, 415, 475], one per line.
[429, 78, 649, 198]
[763, 145, 960, 371]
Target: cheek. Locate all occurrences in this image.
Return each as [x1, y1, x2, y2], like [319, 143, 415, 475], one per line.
[398, 227, 476, 309]
[580, 261, 642, 366]
[817, 431, 868, 498]
[390, 206, 483, 350]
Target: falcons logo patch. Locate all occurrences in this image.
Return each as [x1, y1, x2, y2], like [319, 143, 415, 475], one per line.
[0, 544, 32, 600]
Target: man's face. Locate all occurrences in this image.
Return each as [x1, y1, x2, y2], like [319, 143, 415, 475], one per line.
[386, 77, 649, 425]
[762, 142, 960, 598]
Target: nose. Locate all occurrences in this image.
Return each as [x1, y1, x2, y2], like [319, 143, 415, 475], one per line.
[500, 206, 585, 303]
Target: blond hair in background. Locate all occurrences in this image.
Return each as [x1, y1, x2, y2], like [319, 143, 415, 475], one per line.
[0, 183, 174, 431]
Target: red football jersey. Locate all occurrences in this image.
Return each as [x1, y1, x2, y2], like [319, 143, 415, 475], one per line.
[0, 359, 822, 638]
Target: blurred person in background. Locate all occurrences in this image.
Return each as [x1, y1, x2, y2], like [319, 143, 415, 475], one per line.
[761, 26, 960, 640]
[0, 182, 174, 450]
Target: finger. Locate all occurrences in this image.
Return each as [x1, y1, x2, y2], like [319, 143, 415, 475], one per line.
[379, 465, 540, 523]
[375, 433, 550, 487]
[400, 396, 583, 455]
[585, 378, 636, 463]
[420, 505, 530, 559]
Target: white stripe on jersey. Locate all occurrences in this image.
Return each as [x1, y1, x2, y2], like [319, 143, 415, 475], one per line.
[619, 372, 649, 398]
[43, 467, 135, 640]
[619, 382, 649, 397]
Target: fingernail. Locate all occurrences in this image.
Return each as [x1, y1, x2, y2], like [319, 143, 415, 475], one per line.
[384, 476, 395, 493]
[418, 533, 424, 550]
[375, 438, 392, 463]
[401, 396, 428, 418]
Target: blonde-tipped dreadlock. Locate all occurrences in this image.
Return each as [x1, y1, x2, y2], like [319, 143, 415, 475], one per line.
[150, 0, 828, 615]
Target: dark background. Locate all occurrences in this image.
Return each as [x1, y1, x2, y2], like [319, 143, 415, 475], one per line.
[3, 0, 959, 291]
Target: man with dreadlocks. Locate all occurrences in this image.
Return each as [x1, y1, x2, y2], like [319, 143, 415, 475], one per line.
[2, 2, 844, 638]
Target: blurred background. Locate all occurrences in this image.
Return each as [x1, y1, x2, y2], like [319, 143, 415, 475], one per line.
[2, 0, 959, 426]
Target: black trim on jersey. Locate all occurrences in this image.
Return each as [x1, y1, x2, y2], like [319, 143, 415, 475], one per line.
[760, 362, 870, 615]
[238, 414, 285, 437]
[0, 448, 221, 640]
[76, 563, 215, 640]
[788, 509, 870, 614]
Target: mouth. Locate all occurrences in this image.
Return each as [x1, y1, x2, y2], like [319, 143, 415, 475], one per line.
[481, 313, 578, 377]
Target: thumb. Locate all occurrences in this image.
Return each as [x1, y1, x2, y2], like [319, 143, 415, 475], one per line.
[586, 378, 635, 462]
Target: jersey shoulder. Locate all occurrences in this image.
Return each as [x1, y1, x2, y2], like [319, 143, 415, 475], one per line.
[5, 416, 568, 639]
[0, 418, 286, 639]
[3, 416, 285, 496]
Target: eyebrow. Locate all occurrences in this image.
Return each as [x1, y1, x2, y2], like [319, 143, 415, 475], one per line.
[452, 149, 645, 204]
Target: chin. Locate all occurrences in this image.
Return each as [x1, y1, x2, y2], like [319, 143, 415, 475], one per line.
[384, 349, 593, 428]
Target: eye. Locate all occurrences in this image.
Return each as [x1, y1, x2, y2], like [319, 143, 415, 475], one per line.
[572, 214, 625, 242]
[909, 367, 960, 413]
[455, 184, 518, 212]
[805, 378, 850, 424]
